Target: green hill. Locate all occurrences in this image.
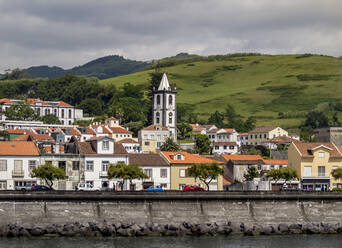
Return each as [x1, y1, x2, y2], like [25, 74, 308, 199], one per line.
[26, 55, 150, 79]
[101, 54, 342, 130]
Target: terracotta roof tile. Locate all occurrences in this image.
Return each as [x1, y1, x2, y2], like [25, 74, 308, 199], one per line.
[213, 142, 237, 146]
[129, 154, 169, 166]
[77, 141, 127, 155]
[293, 142, 342, 158]
[0, 98, 15, 104]
[106, 117, 119, 120]
[14, 133, 55, 142]
[238, 133, 248, 136]
[108, 127, 132, 134]
[142, 125, 168, 131]
[223, 177, 232, 185]
[161, 151, 223, 164]
[57, 101, 72, 107]
[26, 98, 50, 106]
[117, 138, 138, 144]
[263, 159, 288, 165]
[5, 129, 28, 134]
[0, 141, 39, 156]
[222, 154, 264, 164]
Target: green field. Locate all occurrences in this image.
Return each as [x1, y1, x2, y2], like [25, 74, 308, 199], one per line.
[101, 54, 342, 130]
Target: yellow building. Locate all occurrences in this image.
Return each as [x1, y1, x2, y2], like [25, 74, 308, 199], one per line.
[288, 142, 342, 190]
[160, 151, 223, 190]
[138, 125, 171, 153]
[248, 127, 288, 146]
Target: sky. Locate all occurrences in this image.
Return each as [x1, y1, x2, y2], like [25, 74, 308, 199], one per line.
[0, 0, 341, 72]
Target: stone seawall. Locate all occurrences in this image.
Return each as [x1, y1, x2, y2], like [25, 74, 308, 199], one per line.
[0, 191, 342, 237]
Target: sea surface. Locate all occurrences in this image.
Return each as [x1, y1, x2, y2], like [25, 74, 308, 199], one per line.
[0, 235, 342, 248]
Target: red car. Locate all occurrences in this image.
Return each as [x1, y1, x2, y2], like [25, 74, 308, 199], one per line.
[183, 185, 206, 191]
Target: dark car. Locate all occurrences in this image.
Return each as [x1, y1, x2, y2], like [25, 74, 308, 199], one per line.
[183, 185, 205, 191]
[31, 185, 53, 191]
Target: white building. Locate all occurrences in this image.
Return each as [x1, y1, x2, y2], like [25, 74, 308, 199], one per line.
[138, 125, 172, 153]
[0, 141, 40, 190]
[207, 128, 239, 144]
[238, 133, 249, 146]
[212, 142, 238, 155]
[0, 98, 83, 125]
[129, 153, 170, 190]
[118, 138, 141, 153]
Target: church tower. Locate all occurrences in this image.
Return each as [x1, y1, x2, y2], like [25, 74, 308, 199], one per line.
[153, 73, 177, 140]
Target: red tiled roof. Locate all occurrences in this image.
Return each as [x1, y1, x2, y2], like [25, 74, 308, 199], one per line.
[222, 154, 264, 162]
[161, 151, 223, 164]
[108, 127, 132, 134]
[0, 98, 15, 104]
[0, 141, 39, 156]
[238, 133, 248, 136]
[129, 154, 169, 166]
[77, 126, 96, 135]
[192, 128, 204, 132]
[213, 142, 237, 146]
[106, 117, 119, 121]
[223, 177, 232, 185]
[293, 142, 342, 158]
[5, 129, 28, 134]
[224, 128, 235, 133]
[91, 125, 112, 134]
[265, 136, 300, 144]
[26, 98, 50, 106]
[263, 159, 288, 165]
[57, 101, 72, 107]
[142, 125, 168, 131]
[61, 127, 80, 136]
[14, 133, 55, 142]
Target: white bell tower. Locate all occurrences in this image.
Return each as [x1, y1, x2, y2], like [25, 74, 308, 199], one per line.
[153, 73, 177, 140]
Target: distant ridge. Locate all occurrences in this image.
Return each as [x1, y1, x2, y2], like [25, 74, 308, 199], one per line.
[26, 55, 150, 80]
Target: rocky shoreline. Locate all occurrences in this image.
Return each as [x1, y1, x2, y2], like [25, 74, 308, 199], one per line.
[1, 221, 342, 237]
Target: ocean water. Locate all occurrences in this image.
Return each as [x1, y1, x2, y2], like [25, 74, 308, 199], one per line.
[0, 235, 341, 248]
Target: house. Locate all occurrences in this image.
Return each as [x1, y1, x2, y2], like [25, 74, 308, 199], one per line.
[288, 142, 342, 190]
[314, 127, 342, 148]
[207, 128, 238, 144]
[261, 136, 300, 150]
[105, 117, 120, 127]
[160, 151, 224, 190]
[107, 126, 133, 141]
[288, 133, 300, 141]
[138, 125, 171, 153]
[0, 98, 83, 125]
[248, 127, 288, 146]
[0, 141, 40, 190]
[129, 153, 170, 190]
[222, 154, 265, 183]
[190, 124, 217, 135]
[263, 159, 288, 170]
[76, 126, 96, 141]
[118, 138, 141, 153]
[212, 142, 238, 155]
[238, 133, 249, 146]
[76, 136, 129, 190]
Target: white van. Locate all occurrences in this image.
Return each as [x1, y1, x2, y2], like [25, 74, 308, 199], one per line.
[76, 182, 100, 191]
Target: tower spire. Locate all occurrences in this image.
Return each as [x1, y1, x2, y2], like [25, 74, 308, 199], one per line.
[158, 73, 170, 91]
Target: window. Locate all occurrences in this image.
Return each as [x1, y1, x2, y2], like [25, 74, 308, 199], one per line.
[102, 161, 109, 171]
[250, 135, 253, 139]
[102, 140, 109, 150]
[37, 108, 40, 115]
[54, 109, 57, 116]
[156, 112, 160, 124]
[254, 135, 257, 139]
[258, 165, 261, 170]
[150, 134, 154, 139]
[318, 152, 325, 158]
[318, 166, 325, 177]
[69, 109, 72, 118]
[169, 112, 173, 124]
[144, 169, 152, 178]
[180, 169, 186, 177]
[157, 95, 161, 105]
[215, 146, 219, 150]
[28, 160, 36, 172]
[0, 181, 6, 190]
[160, 169, 167, 178]
[45, 109, 48, 115]
[229, 146, 235, 149]
[169, 95, 173, 105]
[0, 160, 6, 171]
[177, 154, 182, 160]
[144, 141, 150, 146]
[157, 142, 161, 148]
[86, 161, 94, 171]
[223, 145, 227, 149]
[61, 109, 64, 118]
[157, 135, 161, 141]
[72, 161, 80, 170]
[304, 166, 312, 177]
[259, 134, 262, 138]
[264, 134, 267, 138]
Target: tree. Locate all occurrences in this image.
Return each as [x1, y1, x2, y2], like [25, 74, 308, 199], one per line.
[40, 114, 61, 124]
[177, 122, 192, 139]
[187, 163, 223, 191]
[4, 101, 39, 121]
[303, 110, 329, 129]
[77, 98, 103, 116]
[267, 167, 298, 187]
[208, 111, 225, 128]
[1, 68, 29, 80]
[194, 134, 211, 155]
[331, 168, 342, 181]
[30, 162, 66, 189]
[244, 167, 260, 181]
[160, 137, 180, 151]
[107, 163, 148, 190]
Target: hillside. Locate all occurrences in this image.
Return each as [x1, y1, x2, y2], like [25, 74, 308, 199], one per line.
[26, 55, 150, 79]
[101, 54, 342, 130]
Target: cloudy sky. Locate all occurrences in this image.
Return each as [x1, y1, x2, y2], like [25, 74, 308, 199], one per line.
[0, 0, 341, 72]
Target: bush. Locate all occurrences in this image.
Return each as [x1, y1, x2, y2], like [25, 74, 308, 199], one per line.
[332, 187, 341, 191]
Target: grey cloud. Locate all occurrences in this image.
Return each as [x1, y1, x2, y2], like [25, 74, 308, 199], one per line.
[0, 0, 341, 72]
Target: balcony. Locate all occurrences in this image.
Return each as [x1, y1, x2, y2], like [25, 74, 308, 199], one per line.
[99, 171, 108, 178]
[302, 173, 330, 179]
[12, 170, 24, 178]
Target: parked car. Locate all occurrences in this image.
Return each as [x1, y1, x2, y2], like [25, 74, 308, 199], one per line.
[31, 185, 53, 191]
[76, 182, 100, 191]
[146, 186, 163, 191]
[15, 181, 36, 191]
[183, 185, 205, 191]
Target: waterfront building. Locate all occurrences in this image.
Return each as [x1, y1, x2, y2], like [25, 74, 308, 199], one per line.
[160, 151, 224, 190]
[129, 153, 170, 190]
[288, 142, 342, 190]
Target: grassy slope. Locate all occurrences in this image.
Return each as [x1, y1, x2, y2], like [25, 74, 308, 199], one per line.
[101, 55, 342, 130]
